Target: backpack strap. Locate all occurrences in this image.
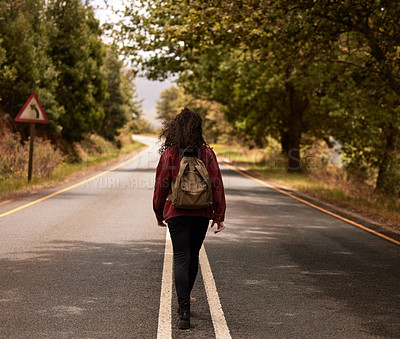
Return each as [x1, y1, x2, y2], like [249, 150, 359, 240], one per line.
[167, 156, 189, 202]
[194, 159, 209, 183]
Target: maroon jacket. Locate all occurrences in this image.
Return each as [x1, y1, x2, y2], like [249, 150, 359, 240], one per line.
[153, 146, 226, 222]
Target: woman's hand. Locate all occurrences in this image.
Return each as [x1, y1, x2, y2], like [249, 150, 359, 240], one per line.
[157, 220, 167, 227]
[211, 220, 225, 234]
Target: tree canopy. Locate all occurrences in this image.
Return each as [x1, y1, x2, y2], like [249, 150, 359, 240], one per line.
[156, 85, 232, 143]
[0, 0, 141, 146]
[120, 0, 400, 194]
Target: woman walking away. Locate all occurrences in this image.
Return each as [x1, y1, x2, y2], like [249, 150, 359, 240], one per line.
[153, 107, 226, 329]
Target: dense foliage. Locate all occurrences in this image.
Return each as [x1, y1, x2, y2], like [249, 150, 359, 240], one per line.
[156, 85, 232, 143]
[0, 0, 141, 146]
[120, 0, 400, 195]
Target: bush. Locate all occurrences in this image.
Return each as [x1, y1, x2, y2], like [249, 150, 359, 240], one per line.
[30, 138, 63, 177]
[376, 158, 400, 198]
[127, 118, 155, 134]
[0, 128, 27, 178]
[0, 124, 63, 179]
[73, 133, 114, 159]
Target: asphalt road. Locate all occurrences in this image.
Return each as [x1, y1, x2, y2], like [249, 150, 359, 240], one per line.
[0, 135, 399, 339]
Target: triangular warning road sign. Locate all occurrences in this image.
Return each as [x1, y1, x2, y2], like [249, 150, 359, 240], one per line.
[15, 92, 49, 124]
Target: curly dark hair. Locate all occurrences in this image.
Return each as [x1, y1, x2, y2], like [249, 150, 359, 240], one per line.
[159, 107, 207, 153]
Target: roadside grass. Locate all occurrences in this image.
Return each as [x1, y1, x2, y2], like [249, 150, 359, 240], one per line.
[0, 140, 145, 200]
[212, 144, 400, 229]
[52, 140, 144, 181]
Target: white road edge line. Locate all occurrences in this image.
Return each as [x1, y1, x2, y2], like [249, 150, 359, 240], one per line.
[200, 245, 232, 339]
[157, 230, 173, 339]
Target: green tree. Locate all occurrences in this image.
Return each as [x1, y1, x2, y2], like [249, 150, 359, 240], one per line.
[0, 0, 62, 137]
[101, 45, 140, 141]
[155, 86, 186, 122]
[127, 118, 155, 135]
[283, 0, 400, 193]
[156, 85, 232, 143]
[122, 0, 341, 171]
[47, 0, 107, 142]
[122, 0, 400, 192]
[120, 70, 142, 122]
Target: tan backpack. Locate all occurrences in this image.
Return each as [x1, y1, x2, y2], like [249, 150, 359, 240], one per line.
[167, 152, 213, 210]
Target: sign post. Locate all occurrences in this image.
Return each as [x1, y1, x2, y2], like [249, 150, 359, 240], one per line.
[14, 92, 50, 182]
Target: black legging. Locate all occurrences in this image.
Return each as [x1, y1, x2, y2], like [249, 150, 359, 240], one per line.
[167, 216, 209, 304]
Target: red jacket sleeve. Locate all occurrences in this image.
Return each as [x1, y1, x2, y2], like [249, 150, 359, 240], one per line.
[153, 151, 171, 222]
[206, 148, 226, 222]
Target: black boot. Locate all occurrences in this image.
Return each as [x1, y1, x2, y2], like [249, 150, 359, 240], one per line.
[178, 301, 190, 329]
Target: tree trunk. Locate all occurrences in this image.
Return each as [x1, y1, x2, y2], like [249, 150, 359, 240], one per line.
[285, 83, 309, 173]
[376, 122, 396, 192]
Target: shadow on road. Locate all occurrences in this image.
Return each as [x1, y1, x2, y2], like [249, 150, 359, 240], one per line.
[0, 240, 164, 338]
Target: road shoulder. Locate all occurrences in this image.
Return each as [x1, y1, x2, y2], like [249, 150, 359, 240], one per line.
[222, 159, 400, 244]
[0, 142, 148, 206]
